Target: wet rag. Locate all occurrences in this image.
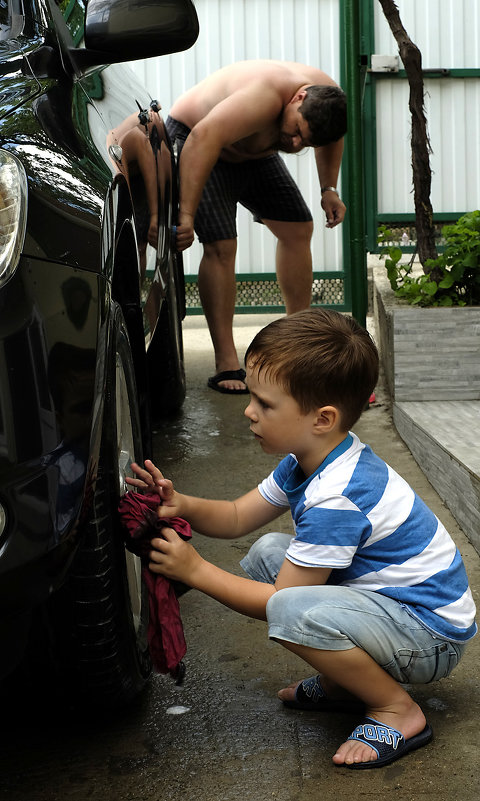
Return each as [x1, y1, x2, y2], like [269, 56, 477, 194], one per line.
[118, 491, 192, 682]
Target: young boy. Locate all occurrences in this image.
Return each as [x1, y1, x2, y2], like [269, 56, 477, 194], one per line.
[128, 309, 477, 770]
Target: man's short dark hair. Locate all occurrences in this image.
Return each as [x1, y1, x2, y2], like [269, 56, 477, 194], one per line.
[299, 85, 347, 146]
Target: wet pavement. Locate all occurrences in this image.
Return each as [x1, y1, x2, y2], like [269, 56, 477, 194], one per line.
[0, 313, 478, 801]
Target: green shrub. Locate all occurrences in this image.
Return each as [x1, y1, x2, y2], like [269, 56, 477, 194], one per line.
[378, 210, 480, 306]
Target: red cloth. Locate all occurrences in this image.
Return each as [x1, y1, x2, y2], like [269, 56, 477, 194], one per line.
[118, 491, 192, 680]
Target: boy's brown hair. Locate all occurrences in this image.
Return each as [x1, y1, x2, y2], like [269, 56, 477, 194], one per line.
[245, 309, 378, 430]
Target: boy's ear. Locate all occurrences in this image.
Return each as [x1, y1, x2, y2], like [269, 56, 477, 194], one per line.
[312, 405, 340, 434]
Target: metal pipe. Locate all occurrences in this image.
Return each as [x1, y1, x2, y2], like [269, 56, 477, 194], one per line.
[343, 0, 368, 326]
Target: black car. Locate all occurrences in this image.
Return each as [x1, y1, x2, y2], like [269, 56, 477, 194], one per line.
[0, 0, 199, 708]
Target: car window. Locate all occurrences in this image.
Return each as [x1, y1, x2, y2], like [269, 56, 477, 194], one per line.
[53, 0, 85, 45]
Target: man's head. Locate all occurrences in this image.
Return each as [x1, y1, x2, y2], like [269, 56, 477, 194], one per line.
[278, 85, 347, 153]
[244, 309, 378, 431]
[299, 85, 347, 146]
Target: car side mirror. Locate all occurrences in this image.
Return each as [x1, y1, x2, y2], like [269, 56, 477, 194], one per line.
[81, 0, 199, 65]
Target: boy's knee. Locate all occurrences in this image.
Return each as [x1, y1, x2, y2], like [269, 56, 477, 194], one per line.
[240, 532, 291, 584]
[266, 585, 303, 629]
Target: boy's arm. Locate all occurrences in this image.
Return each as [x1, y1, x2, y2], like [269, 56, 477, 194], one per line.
[172, 487, 285, 539]
[127, 460, 286, 538]
[148, 528, 331, 620]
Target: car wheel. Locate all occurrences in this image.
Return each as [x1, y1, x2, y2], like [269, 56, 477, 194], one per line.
[48, 304, 152, 709]
[148, 251, 186, 419]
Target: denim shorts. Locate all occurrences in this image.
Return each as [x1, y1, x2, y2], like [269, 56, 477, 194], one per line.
[165, 116, 312, 243]
[240, 532, 467, 684]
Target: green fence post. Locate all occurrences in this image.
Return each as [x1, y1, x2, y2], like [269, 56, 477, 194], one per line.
[343, 0, 367, 326]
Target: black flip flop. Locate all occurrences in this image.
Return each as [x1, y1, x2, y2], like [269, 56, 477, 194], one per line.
[281, 675, 363, 713]
[207, 369, 249, 394]
[345, 716, 433, 769]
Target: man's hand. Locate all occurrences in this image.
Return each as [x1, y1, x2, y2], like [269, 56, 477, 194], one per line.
[149, 526, 202, 583]
[321, 190, 346, 228]
[175, 211, 195, 251]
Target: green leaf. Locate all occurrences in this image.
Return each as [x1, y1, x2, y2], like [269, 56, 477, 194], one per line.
[389, 247, 403, 264]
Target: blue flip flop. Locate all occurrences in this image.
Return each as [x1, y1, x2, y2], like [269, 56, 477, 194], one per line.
[281, 675, 363, 713]
[345, 716, 433, 769]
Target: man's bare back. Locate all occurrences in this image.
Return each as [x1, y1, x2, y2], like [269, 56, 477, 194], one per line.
[169, 60, 337, 161]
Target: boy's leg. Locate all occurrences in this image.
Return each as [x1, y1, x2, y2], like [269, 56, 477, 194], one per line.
[278, 640, 426, 767]
[267, 585, 463, 766]
[240, 532, 292, 584]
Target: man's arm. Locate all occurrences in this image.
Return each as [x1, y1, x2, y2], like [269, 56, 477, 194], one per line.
[314, 139, 346, 228]
[176, 83, 283, 250]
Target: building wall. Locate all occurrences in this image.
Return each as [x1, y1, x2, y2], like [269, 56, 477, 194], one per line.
[129, 0, 480, 275]
[373, 0, 480, 215]
[129, 0, 343, 277]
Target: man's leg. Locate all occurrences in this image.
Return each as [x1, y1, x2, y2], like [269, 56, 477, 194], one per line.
[197, 238, 247, 392]
[262, 219, 314, 313]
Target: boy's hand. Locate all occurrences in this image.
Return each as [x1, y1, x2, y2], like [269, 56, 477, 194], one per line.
[149, 526, 202, 584]
[126, 459, 183, 518]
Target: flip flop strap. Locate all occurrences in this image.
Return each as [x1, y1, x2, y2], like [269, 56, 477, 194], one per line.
[295, 675, 327, 705]
[348, 718, 405, 758]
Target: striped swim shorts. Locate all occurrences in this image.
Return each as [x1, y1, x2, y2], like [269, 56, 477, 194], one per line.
[166, 116, 312, 243]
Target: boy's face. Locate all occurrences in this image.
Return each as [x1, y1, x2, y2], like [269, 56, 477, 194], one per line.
[244, 363, 316, 457]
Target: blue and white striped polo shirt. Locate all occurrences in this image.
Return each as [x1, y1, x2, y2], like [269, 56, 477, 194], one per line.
[258, 432, 477, 643]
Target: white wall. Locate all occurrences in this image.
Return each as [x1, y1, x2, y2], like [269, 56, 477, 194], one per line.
[129, 0, 480, 274]
[373, 0, 480, 215]
[129, 0, 343, 277]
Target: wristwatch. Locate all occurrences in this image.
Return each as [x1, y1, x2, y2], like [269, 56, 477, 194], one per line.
[321, 186, 339, 195]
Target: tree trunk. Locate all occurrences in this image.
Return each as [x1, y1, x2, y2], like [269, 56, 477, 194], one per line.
[378, 0, 438, 269]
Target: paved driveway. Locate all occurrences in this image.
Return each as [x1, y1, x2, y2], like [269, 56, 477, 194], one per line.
[0, 313, 478, 801]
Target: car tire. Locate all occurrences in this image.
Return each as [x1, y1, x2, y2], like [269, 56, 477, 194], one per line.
[46, 304, 152, 709]
[148, 250, 186, 419]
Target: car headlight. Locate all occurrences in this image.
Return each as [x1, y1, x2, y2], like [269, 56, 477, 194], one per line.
[0, 150, 28, 287]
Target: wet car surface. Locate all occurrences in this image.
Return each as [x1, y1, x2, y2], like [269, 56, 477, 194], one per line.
[0, 0, 198, 708]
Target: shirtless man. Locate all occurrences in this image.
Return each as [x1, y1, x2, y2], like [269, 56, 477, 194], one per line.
[166, 60, 347, 393]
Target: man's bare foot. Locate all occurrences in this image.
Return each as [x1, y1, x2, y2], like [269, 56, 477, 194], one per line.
[332, 701, 428, 767]
[208, 366, 248, 394]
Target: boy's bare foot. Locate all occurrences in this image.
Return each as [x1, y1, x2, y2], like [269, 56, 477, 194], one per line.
[332, 701, 428, 767]
[278, 675, 364, 714]
[278, 675, 356, 706]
